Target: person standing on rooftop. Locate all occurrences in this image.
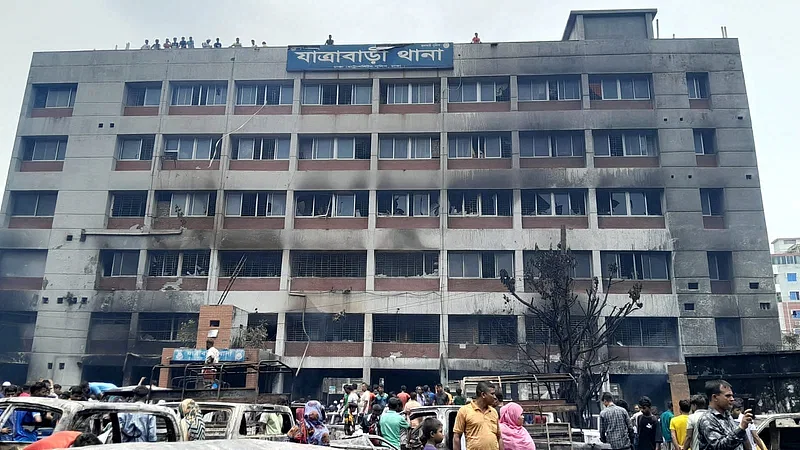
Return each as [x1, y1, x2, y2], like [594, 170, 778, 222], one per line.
[231, 38, 242, 48]
[171, 37, 179, 49]
[213, 38, 222, 48]
[179, 37, 187, 48]
[187, 37, 195, 48]
[202, 39, 211, 48]
[141, 39, 150, 50]
[151, 39, 161, 49]
[325, 34, 334, 45]
[163, 38, 171, 49]
[472, 33, 481, 43]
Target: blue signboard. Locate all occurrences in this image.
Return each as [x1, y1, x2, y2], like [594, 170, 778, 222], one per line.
[172, 348, 246, 362]
[286, 43, 453, 72]
[793, 310, 800, 319]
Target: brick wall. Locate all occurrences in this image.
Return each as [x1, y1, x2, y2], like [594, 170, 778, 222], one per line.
[196, 305, 236, 349]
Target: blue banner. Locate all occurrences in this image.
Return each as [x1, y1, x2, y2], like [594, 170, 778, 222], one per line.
[172, 348, 246, 362]
[286, 43, 453, 72]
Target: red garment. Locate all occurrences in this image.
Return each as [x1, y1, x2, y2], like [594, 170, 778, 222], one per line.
[25, 431, 81, 450]
[397, 392, 410, 406]
[18, 392, 30, 397]
[472, 36, 481, 43]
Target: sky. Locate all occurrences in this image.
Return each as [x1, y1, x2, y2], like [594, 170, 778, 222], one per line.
[0, 0, 797, 242]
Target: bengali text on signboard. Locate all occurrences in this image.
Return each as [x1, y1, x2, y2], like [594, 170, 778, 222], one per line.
[286, 43, 454, 72]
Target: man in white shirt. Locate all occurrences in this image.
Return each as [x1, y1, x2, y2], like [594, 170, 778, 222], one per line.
[141, 40, 150, 50]
[359, 383, 372, 416]
[205, 340, 220, 364]
[683, 394, 708, 450]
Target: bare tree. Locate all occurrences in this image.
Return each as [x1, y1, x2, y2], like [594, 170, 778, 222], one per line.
[500, 232, 643, 426]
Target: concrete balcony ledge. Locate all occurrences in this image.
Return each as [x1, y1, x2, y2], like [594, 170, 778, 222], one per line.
[598, 216, 665, 229]
[284, 341, 363, 357]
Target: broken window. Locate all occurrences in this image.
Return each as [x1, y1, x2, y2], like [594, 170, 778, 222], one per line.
[219, 251, 282, 277]
[111, 191, 147, 217]
[594, 131, 657, 157]
[588, 75, 650, 100]
[596, 190, 662, 216]
[294, 192, 368, 218]
[518, 76, 581, 101]
[0, 250, 47, 278]
[373, 314, 439, 343]
[687, 73, 709, 99]
[693, 129, 715, 155]
[225, 191, 286, 217]
[448, 190, 512, 217]
[286, 313, 364, 342]
[448, 251, 513, 279]
[101, 250, 139, 277]
[0, 311, 36, 352]
[232, 137, 290, 160]
[521, 190, 586, 216]
[23, 137, 68, 161]
[148, 251, 180, 277]
[601, 252, 670, 280]
[613, 318, 678, 347]
[447, 135, 512, 159]
[526, 316, 590, 346]
[11, 191, 57, 217]
[523, 251, 592, 285]
[156, 191, 216, 217]
[138, 313, 198, 342]
[375, 252, 439, 277]
[291, 251, 367, 278]
[715, 318, 742, 351]
[700, 189, 724, 216]
[449, 316, 517, 345]
[377, 191, 439, 217]
[448, 78, 510, 102]
[707, 252, 732, 281]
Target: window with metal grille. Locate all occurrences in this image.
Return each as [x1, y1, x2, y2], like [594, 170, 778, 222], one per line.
[236, 83, 293, 106]
[295, 192, 368, 218]
[700, 189, 724, 216]
[118, 136, 155, 161]
[285, 313, 365, 342]
[147, 251, 179, 276]
[22, 138, 68, 161]
[298, 136, 371, 160]
[378, 136, 440, 159]
[593, 131, 657, 157]
[600, 252, 670, 280]
[181, 251, 210, 276]
[448, 190, 512, 217]
[171, 83, 227, 106]
[164, 136, 221, 160]
[612, 318, 678, 347]
[448, 251, 513, 279]
[33, 85, 77, 108]
[525, 316, 590, 346]
[219, 251, 282, 277]
[231, 136, 290, 160]
[375, 252, 439, 277]
[111, 192, 147, 217]
[301, 83, 371, 105]
[373, 314, 439, 343]
[155, 191, 216, 217]
[225, 191, 287, 217]
[519, 132, 585, 158]
[588, 75, 650, 100]
[381, 82, 440, 104]
[693, 129, 715, 155]
[138, 313, 198, 342]
[447, 135, 512, 159]
[518, 76, 581, 101]
[11, 191, 57, 217]
[377, 191, 440, 217]
[291, 251, 367, 278]
[523, 250, 593, 282]
[596, 190, 662, 216]
[449, 315, 517, 345]
[707, 252, 732, 281]
[100, 250, 139, 277]
[126, 84, 161, 106]
[687, 73, 709, 99]
[448, 78, 510, 102]
[521, 190, 586, 216]
[246, 313, 279, 341]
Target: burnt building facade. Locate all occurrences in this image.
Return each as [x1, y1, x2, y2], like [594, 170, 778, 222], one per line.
[0, 9, 778, 401]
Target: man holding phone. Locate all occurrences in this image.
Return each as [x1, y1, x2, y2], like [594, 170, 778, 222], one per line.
[697, 380, 753, 450]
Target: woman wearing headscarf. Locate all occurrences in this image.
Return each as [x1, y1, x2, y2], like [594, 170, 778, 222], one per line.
[288, 400, 330, 445]
[178, 399, 206, 441]
[499, 402, 535, 450]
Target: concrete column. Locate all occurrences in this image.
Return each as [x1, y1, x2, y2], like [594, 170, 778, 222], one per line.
[439, 310, 449, 381]
[135, 249, 147, 289]
[288, 132, 299, 174]
[370, 133, 379, 172]
[511, 130, 520, 169]
[574, 15, 586, 40]
[292, 79, 302, 115]
[280, 249, 291, 291]
[440, 132, 448, 170]
[581, 73, 591, 110]
[584, 129, 594, 169]
[510, 76, 518, 111]
[366, 249, 375, 291]
[514, 249, 525, 294]
[207, 249, 220, 296]
[122, 312, 140, 385]
[512, 189, 523, 231]
[371, 79, 380, 114]
[591, 250, 604, 294]
[363, 313, 373, 384]
[587, 187, 599, 230]
[440, 77, 448, 113]
[274, 312, 286, 357]
[517, 315, 527, 346]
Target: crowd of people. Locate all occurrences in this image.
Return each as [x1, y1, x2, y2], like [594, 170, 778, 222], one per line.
[137, 35, 340, 51]
[600, 379, 764, 450]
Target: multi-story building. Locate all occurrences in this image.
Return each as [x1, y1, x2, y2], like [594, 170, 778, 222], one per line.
[0, 9, 779, 405]
[771, 238, 800, 334]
